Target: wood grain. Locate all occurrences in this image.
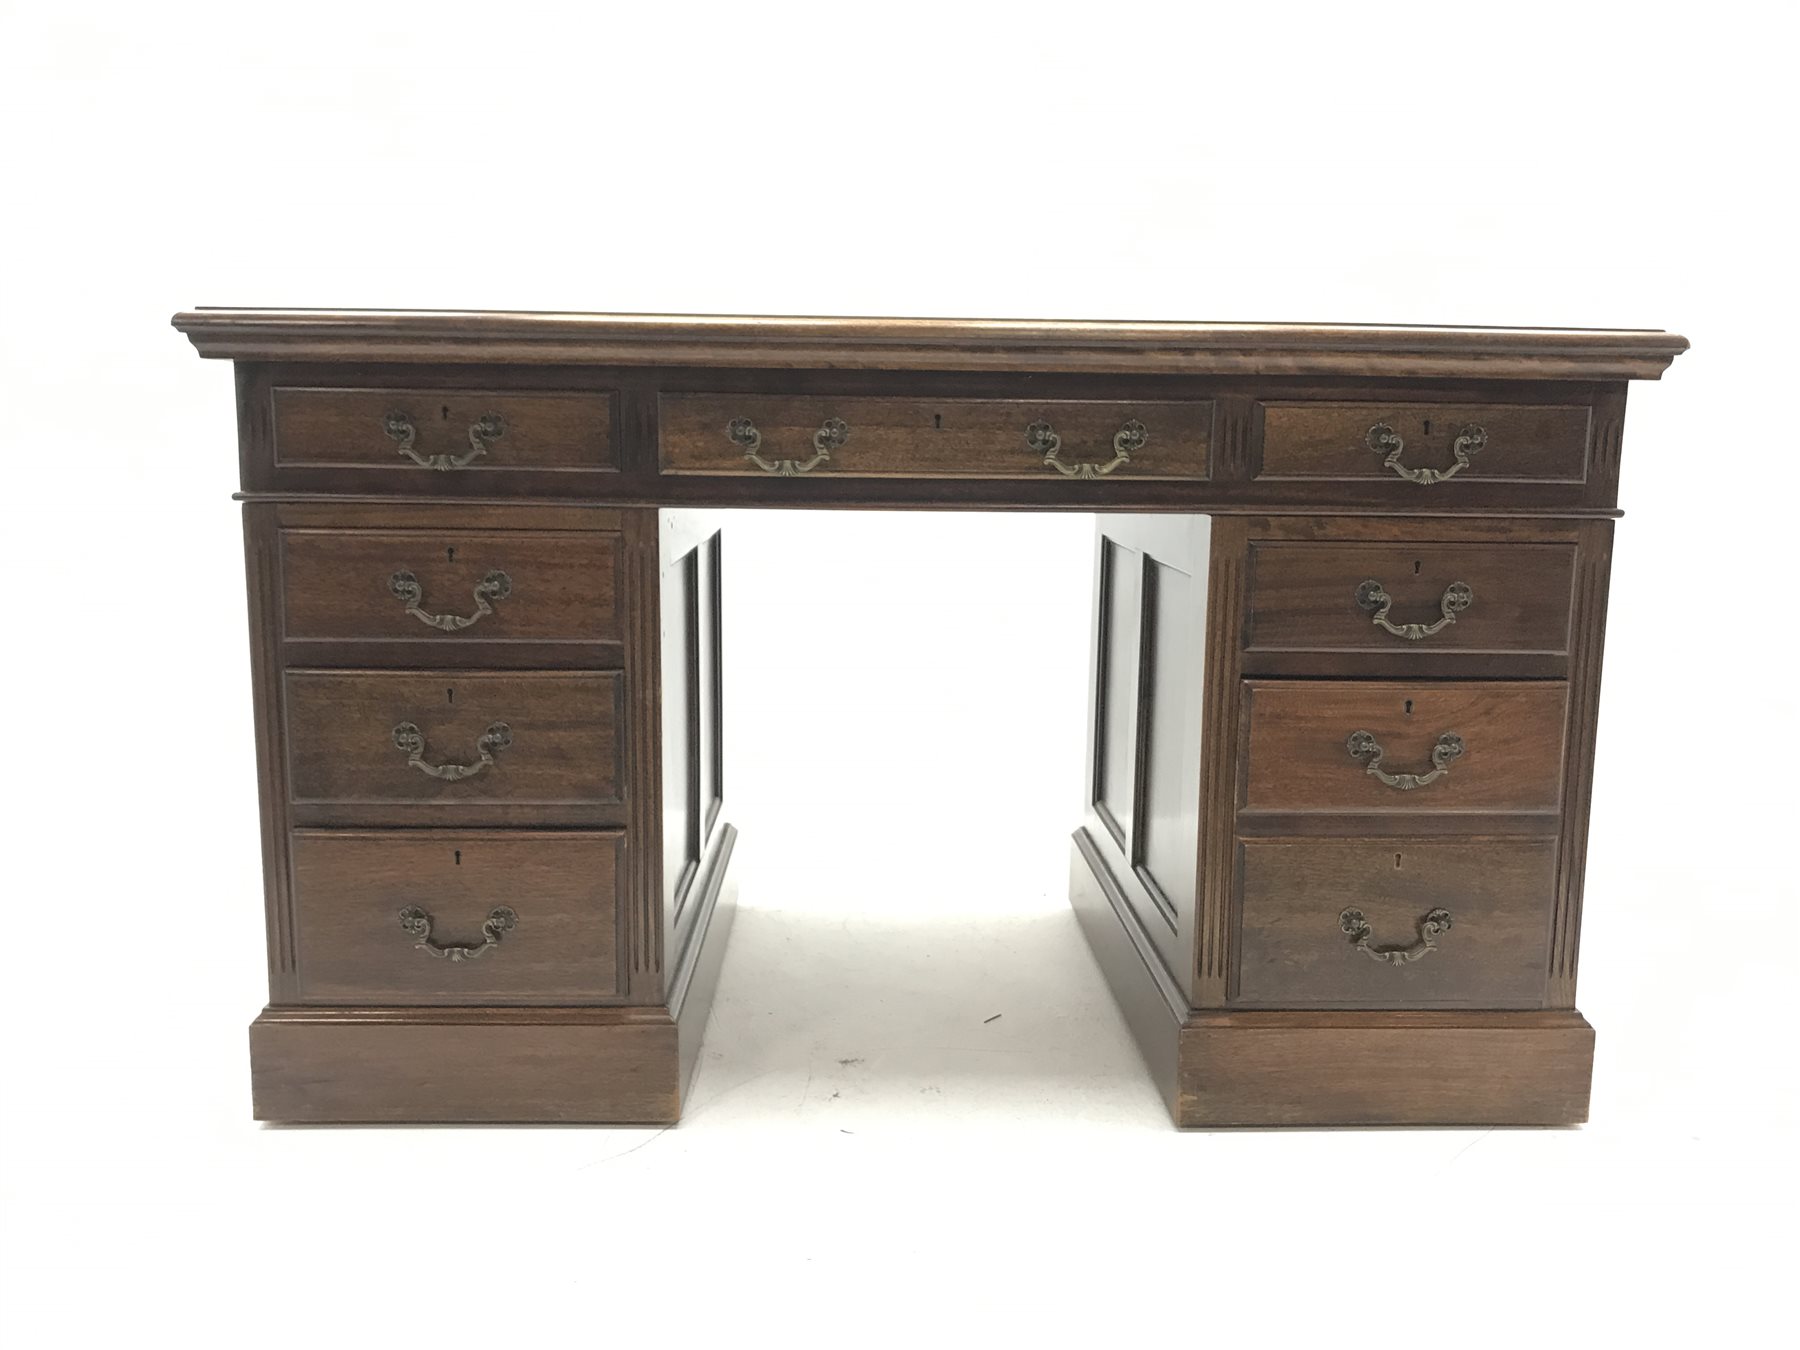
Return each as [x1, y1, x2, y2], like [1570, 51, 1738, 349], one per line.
[174, 310, 1689, 380]
[1233, 836, 1556, 1008]
[1244, 541, 1576, 661]
[290, 830, 624, 1005]
[1241, 680, 1569, 815]
[1256, 401, 1592, 482]
[659, 393, 1212, 479]
[284, 669, 624, 824]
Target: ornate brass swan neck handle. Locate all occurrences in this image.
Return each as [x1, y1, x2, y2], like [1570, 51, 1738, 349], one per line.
[1027, 419, 1146, 478]
[392, 721, 512, 780]
[1367, 422, 1486, 485]
[1339, 907, 1453, 965]
[384, 411, 507, 470]
[398, 905, 518, 961]
[1346, 729, 1464, 790]
[390, 569, 512, 631]
[1355, 579, 1473, 640]
[728, 416, 848, 475]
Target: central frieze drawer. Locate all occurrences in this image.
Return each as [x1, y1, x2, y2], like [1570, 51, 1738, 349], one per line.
[285, 670, 624, 823]
[1233, 836, 1556, 1009]
[659, 394, 1213, 479]
[291, 830, 624, 1005]
[1241, 680, 1568, 814]
[280, 527, 623, 648]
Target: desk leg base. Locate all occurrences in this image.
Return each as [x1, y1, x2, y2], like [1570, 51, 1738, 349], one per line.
[1070, 833, 1596, 1128]
[248, 826, 740, 1126]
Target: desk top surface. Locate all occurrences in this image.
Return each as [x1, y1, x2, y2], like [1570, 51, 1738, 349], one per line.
[173, 309, 1688, 380]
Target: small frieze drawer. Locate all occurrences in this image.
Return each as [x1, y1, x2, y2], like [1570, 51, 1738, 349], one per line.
[290, 830, 624, 1005]
[1255, 402, 1592, 485]
[270, 385, 617, 481]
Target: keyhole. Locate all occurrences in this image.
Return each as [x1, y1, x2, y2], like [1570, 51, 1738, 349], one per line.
[1404, 699, 1414, 716]
[447, 687, 455, 705]
[1413, 559, 1423, 575]
[1423, 418, 1432, 436]
[933, 413, 943, 430]
[447, 546, 457, 563]
[454, 849, 462, 866]
[441, 405, 450, 421]
[1395, 852, 1403, 869]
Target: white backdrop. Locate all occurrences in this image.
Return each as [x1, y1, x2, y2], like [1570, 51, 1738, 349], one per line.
[3, 3, 1795, 1347]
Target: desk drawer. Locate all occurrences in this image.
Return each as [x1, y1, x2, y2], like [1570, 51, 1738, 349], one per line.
[291, 830, 623, 1004]
[281, 526, 622, 649]
[1234, 837, 1555, 1008]
[1245, 541, 1576, 659]
[659, 394, 1212, 480]
[1257, 402, 1591, 484]
[1241, 680, 1568, 815]
[271, 386, 617, 480]
[286, 670, 624, 822]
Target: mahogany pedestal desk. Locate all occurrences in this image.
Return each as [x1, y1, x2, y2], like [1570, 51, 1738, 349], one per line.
[174, 309, 1687, 1127]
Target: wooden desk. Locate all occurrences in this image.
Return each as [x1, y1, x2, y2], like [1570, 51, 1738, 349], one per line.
[174, 310, 1687, 1127]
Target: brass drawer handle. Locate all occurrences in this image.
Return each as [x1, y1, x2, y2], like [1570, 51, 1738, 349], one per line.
[1367, 422, 1486, 484]
[1346, 729, 1463, 790]
[1339, 907, 1453, 965]
[384, 411, 507, 470]
[728, 416, 848, 475]
[389, 569, 512, 631]
[398, 905, 518, 961]
[1355, 578, 1473, 640]
[391, 721, 512, 780]
[1027, 419, 1146, 478]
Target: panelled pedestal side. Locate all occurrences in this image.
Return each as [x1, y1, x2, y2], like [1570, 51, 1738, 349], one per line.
[1072, 509, 1615, 1126]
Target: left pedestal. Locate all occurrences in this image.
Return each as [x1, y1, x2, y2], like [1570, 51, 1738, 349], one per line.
[241, 498, 734, 1123]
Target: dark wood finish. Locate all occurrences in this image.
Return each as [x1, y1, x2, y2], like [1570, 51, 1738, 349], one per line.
[1081, 516, 1211, 988]
[280, 523, 622, 649]
[1178, 1010, 1594, 1126]
[660, 393, 1212, 479]
[176, 310, 1687, 380]
[1232, 836, 1556, 1008]
[271, 384, 616, 474]
[290, 830, 624, 1004]
[1244, 541, 1575, 664]
[284, 670, 624, 824]
[1257, 401, 1592, 483]
[1241, 680, 1569, 816]
[179, 309, 1684, 1129]
[249, 1008, 679, 1124]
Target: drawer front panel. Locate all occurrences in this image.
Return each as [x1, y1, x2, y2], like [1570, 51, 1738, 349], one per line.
[291, 830, 623, 1004]
[659, 394, 1212, 479]
[1245, 541, 1576, 657]
[286, 671, 623, 813]
[1258, 402, 1591, 484]
[281, 527, 622, 648]
[271, 386, 617, 476]
[1242, 680, 1568, 814]
[1234, 837, 1556, 1008]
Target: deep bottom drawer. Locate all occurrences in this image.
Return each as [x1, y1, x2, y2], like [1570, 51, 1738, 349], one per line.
[291, 830, 624, 1004]
[1233, 836, 1556, 1008]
